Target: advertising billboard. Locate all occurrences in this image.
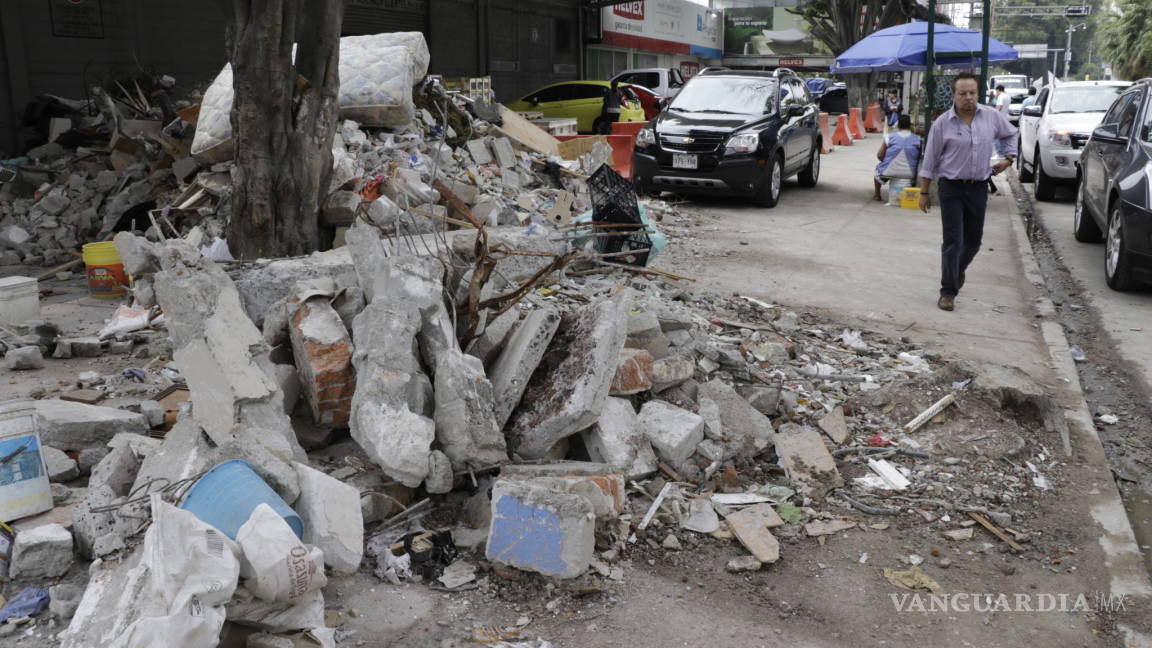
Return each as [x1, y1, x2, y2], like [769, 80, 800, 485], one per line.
[601, 0, 724, 58]
[723, 5, 828, 56]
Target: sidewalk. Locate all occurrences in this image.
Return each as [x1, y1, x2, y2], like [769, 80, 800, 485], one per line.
[657, 133, 1152, 647]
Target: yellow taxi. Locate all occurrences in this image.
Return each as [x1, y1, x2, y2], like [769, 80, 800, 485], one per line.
[505, 80, 647, 134]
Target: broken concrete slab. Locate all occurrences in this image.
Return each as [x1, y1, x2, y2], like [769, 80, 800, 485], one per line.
[10, 522, 74, 579]
[817, 406, 850, 444]
[152, 238, 303, 461]
[489, 308, 561, 429]
[233, 248, 358, 328]
[89, 442, 142, 496]
[610, 348, 654, 396]
[34, 400, 148, 450]
[293, 462, 364, 575]
[290, 296, 356, 426]
[433, 351, 508, 471]
[581, 397, 658, 481]
[773, 423, 843, 501]
[650, 355, 694, 393]
[349, 301, 434, 488]
[637, 400, 705, 469]
[42, 445, 79, 482]
[724, 504, 781, 564]
[738, 385, 781, 417]
[465, 307, 519, 368]
[506, 292, 631, 459]
[698, 378, 774, 455]
[486, 479, 595, 579]
[498, 462, 626, 516]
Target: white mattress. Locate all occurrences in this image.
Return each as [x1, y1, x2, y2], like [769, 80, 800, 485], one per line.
[191, 32, 430, 162]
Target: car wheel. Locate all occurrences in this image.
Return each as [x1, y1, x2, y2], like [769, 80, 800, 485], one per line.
[1017, 137, 1033, 182]
[754, 154, 784, 208]
[1034, 149, 1055, 201]
[1105, 203, 1139, 291]
[797, 146, 820, 188]
[1073, 176, 1103, 243]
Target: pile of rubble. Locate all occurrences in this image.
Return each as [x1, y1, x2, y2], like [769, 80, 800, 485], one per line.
[0, 32, 1069, 648]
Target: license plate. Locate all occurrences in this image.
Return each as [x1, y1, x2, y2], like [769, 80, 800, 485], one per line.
[672, 154, 698, 170]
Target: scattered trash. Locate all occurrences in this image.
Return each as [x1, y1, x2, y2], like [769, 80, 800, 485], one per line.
[903, 393, 957, 432]
[883, 566, 942, 593]
[1070, 347, 1086, 362]
[867, 458, 910, 491]
[0, 586, 50, 622]
[1098, 414, 1119, 425]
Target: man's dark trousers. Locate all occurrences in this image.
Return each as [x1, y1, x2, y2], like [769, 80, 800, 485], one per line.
[938, 178, 988, 297]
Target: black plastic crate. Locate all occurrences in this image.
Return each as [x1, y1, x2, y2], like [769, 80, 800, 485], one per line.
[588, 164, 641, 225]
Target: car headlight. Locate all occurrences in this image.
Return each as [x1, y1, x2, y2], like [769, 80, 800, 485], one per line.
[637, 128, 656, 146]
[725, 133, 760, 156]
[1048, 130, 1071, 147]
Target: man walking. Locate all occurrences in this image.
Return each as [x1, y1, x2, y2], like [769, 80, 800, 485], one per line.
[918, 72, 1017, 312]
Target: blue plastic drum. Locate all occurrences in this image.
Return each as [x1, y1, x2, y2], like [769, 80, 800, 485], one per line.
[179, 459, 303, 540]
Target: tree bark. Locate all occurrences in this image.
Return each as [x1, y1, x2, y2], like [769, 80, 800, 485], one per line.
[228, 0, 343, 258]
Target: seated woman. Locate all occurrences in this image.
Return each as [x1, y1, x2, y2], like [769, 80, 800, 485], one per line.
[872, 114, 920, 201]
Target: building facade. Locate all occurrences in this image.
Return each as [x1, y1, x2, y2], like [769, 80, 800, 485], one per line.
[585, 0, 724, 84]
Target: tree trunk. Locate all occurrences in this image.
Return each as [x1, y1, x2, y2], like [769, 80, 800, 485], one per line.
[227, 0, 343, 259]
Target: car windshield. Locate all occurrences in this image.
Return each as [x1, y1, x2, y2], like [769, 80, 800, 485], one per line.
[1050, 86, 1128, 114]
[669, 76, 777, 115]
[997, 77, 1027, 88]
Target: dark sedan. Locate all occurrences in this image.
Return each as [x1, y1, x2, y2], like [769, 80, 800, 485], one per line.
[1074, 80, 1152, 290]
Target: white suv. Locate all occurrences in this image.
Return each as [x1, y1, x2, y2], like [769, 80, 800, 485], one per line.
[1018, 80, 1131, 200]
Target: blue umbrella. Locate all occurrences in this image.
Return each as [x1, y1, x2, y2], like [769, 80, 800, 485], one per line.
[831, 20, 1018, 74]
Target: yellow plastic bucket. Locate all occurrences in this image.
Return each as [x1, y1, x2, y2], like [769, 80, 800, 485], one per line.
[82, 241, 127, 298]
[900, 187, 922, 210]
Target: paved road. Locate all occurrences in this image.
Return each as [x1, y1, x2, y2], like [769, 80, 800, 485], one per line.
[1026, 184, 1152, 398]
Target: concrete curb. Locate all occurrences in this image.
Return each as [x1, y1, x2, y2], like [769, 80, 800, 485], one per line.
[1006, 170, 1152, 647]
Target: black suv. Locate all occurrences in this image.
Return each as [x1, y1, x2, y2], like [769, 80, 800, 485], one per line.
[1074, 79, 1152, 290]
[633, 67, 821, 208]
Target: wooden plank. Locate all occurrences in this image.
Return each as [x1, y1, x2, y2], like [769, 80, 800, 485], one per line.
[557, 135, 609, 161]
[968, 512, 1025, 552]
[494, 105, 560, 157]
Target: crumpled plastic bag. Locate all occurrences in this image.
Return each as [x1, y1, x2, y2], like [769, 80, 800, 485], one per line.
[98, 305, 153, 340]
[110, 495, 241, 648]
[237, 504, 327, 603]
[0, 587, 49, 622]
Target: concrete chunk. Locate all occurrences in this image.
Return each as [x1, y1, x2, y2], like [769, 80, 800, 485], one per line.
[11, 523, 74, 579]
[465, 307, 519, 368]
[153, 238, 302, 460]
[290, 296, 355, 426]
[5, 346, 45, 370]
[34, 400, 148, 450]
[433, 351, 508, 470]
[498, 462, 626, 516]
[650, 355, 694, 393]
[293, 462, 364, 575]
[426, 450, 454, 494]
[609, 348, 654, 395]
[773, 423, 843, 501]
[486, 480, 595, 579]
[698, 378, 774, 454]
[489, 308, 561, 429]
[724, 505, 781, 564]
[638, 401, 704, 469]
[89, 442, 141, 496]
[817, 406, 851, 444]
[43, 445, 79, 482]
[506, 292, 631, 459]
[581, 397, 657, 480]
[350, 302, 435, 488]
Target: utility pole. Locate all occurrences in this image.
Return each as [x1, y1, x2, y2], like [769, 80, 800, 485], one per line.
[925, 0, 935, 135]
[1064, 22, 1086, 79]
[979, 0, 991, 105]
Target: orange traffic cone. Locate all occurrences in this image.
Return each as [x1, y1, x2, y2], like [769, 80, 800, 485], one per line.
[864, 103, 883, 133]
[819, 113, 834, 153]
[832, 115, 853, 146]
[849, 107, 865, 139]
